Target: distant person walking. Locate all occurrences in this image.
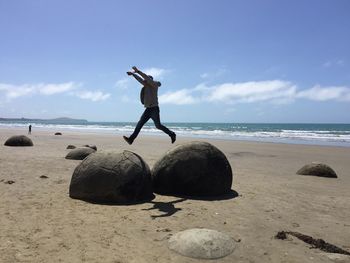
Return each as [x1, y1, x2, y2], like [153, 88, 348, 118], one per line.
[28, 124, 32, 134]
[123, 66, 176, 145]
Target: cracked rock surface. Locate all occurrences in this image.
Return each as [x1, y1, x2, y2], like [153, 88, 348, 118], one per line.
[152, 141, 232, 196]
[69, 151, 153, 204]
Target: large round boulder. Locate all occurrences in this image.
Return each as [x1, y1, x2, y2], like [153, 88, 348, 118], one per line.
[297, 162, 337, 178]
[169, 228, 236, 259]
[152, 141, 232, 196]
[4, 135, 33, 147]
[69, 151, 153, 204]
[65, 147, 96, 160]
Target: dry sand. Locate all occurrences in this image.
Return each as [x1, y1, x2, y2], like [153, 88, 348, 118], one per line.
[0, 127, 350, 263]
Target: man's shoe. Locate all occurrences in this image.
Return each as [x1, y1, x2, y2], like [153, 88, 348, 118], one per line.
[123, 136, 133, 145]
[170, 133, 176, 144]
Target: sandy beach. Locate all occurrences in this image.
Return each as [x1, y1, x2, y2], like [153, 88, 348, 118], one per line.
[0, 127, 350, 263]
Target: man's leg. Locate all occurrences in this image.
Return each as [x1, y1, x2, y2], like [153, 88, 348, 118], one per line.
[126, 108, 151, 143]
[150, 107, 176, 143]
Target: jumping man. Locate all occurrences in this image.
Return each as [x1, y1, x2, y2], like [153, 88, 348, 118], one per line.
[123, 66, 176, 145]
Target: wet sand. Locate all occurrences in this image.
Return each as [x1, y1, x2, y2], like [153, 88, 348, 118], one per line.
[1, 127, 350, 262]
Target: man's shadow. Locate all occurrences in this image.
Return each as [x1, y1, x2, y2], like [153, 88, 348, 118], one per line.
[142, 189, 239, 219]
[142, 198, 187, 219]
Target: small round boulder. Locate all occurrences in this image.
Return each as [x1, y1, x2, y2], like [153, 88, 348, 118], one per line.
[4, 135, 33, 147]
[55, 132, 62, 135]
[297, 162, 337, 178]
[152, 141, 232, 196]
[65, 147, 96, 160]
[67, 145, 76, 149]
[69, 151, 153, 203]
[169, 228, 236, 259]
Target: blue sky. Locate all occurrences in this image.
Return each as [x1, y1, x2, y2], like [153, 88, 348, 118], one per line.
[0, 0, 349, 123]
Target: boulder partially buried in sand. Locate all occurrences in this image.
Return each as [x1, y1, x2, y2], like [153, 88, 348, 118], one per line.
[169, 228, 236, 259]
[4, 135, 33, 147]
[69, 151, 153, 203]
[55, 132, 62, 135]
[65, 147, 96, 160]
[66, 145, 76, 149]
[83, 144, 97, 151]
[152, 141, 232, 196]
[297, 162, 337, 178]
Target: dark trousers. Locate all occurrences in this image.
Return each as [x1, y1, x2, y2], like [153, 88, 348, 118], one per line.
[129, 106, 174, 141]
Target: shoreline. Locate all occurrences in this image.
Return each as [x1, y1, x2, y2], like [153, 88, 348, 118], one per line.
[1, 125, 350, 148]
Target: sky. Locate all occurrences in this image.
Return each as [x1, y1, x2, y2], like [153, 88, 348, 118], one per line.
[0, 0, 350, 123]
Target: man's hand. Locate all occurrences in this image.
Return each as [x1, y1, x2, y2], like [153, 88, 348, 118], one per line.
[127, 70, 145, 85]
[132, 66, 139, 72]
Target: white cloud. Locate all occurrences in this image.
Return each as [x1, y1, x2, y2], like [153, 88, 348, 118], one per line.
[0, 82, 79, 99]
[0, 82, 80, 99]
[206, 80, 297, 103]
[159, 80, 350, 105]
[336, 60, 345, 66]
[160, 80, 297, 105]
[323, 61, 332, 68]
[74, 91, 111, 101]
[0, 83, 35, 98]
[143, 67, 168, 79]
[159, 89, 198, 105]
[0, 82, 110, 102]
[323, 59, 345, 68]
[115, 78, 130, 89]
[38, 82, 78, 95]
[200, 68, 228, 79]
[121, 95, 130, 102]
[297, 85, 350, 101]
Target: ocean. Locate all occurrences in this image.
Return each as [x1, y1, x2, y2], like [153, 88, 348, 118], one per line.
[1, 120, 350, 147]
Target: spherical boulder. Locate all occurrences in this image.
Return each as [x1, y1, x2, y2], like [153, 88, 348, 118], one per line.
[169, 228, 236, 259]
[69, 151, 153, 203]
[297, 162, 337, 178]
[66, 145, 76, 149]
[4, 135, 33, 147]
[152, 141, 232, 196]
[65, 147, 96, 160]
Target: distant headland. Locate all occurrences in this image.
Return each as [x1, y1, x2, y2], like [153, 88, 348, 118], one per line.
[0, 117, 88, 124]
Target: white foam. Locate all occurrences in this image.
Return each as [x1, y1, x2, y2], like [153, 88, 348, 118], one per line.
[1, 122, 349, 145]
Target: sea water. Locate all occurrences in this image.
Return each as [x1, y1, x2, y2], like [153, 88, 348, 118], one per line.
[1, 121, 350, 147]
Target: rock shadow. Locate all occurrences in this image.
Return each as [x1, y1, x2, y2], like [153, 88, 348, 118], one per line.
[70, 189, 238, 207]
[156, 189, 239, 201]
[72, 193, 156, 206]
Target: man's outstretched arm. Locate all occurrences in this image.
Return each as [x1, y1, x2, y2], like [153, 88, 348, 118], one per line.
[132, 66, 153, 82]
[127, 71, 145, 85]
